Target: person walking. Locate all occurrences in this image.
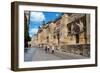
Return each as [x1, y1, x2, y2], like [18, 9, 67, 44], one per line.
[51, 45, 55, 54]
[45, 45, 48, 53]
[47, 45, 50, 53]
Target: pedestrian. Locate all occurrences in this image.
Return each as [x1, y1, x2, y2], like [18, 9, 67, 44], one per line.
[47, 45, 50, 53]
[51, 45, 55, 54]
[45, 45, 48, 53]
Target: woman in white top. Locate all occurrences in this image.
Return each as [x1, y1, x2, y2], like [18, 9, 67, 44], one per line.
[51, 45, 55, 54]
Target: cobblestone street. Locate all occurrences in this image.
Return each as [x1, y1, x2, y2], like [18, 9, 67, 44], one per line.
[24, 47, 88, 61]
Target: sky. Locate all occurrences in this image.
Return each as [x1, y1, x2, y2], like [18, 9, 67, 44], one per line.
[28, 11, 62, 37]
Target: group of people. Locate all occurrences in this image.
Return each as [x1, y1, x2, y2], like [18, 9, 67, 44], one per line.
[44, 45, 55, 54]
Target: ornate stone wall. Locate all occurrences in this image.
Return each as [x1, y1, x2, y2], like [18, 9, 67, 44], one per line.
[30, 13, 90, 57]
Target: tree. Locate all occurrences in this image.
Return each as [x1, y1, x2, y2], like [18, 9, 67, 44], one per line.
[24, 12, 31, 48]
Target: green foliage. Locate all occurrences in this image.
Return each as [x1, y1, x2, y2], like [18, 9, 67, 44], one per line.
[24, 13, 31, 47]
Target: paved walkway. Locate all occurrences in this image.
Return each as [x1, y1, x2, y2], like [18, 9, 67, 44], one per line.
[24, 47, 88, 62]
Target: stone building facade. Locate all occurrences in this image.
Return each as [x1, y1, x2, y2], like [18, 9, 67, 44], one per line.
[30, 13, 90, 57]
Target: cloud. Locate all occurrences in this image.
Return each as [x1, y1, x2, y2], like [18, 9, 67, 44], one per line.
[56, 14, 59, 17]
[30, 12, 45, 22]
[29, 28, 38, 37]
